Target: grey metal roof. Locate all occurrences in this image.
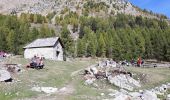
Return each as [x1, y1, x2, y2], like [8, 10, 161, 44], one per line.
[24, 37, 59, 48]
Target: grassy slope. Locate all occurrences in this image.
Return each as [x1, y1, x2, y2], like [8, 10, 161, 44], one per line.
[0, 57, 98, 100]
[0, 57, 170, 100]
[125, 67, 170, 89]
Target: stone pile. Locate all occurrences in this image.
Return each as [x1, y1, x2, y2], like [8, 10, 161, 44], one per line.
[83, 60, 141, 91]
[108, 89, 159, 100]
[102, 82, 170, 100]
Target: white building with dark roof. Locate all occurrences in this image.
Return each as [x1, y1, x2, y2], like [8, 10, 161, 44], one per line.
[23, 37, 64, 61]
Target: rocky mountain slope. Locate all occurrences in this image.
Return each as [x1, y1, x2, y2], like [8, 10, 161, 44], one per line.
[0, 0, 160, 19]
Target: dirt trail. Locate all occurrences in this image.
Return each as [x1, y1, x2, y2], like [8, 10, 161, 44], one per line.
[71, 68, 84, 77]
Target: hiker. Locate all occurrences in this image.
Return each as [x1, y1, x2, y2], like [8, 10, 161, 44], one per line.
[137, 57, 142, 67]
[131, 59, 135, 66]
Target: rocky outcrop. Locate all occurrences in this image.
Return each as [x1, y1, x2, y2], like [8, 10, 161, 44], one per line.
[108, 74, 141, 91]
[83, 60, 141, 91]
[0, 0, 158, 19]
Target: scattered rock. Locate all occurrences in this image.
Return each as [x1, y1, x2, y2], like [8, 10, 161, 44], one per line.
[0, 70, 12, 82]
[114, 93, 130, 100]
[100, 93, 105, 96]
[167, 94, 170, 100]
[31, 87, 58, 94]
[108, 93, 116, 97]
[120, 89, 128, 94]
[15, 92, 19, 96]
[84, 73, 96, 86]
[129, 92, 141, 97]
[141, 90, 159, 100]
[58, 85, 74, 95]
[59, 87, 67, 92]
[92, 83, 99, 88]
[108, 92, 118, 97]
[82, 60, 170, 100]
[83, 60, 141, 91]
[108, 89, 117, 93]
[84, 78, 96, 85]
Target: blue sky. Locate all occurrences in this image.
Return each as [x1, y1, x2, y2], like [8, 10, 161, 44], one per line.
[128, 0, 170, 18]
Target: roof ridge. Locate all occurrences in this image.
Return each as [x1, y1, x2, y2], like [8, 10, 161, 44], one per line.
[38, 37, 58, 39]
[23, 37, 59, 49]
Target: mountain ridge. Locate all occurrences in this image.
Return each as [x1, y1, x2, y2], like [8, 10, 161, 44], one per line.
[0, 0, 167, 19]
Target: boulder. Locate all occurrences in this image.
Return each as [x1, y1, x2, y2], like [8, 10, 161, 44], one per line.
[167, 83, 170, 88]
[141, 90, 159, 100]
[108, 74, 141, 91]
[111, 61, 117, 68]
[159, 84, 167, 92]
[85, 66, 98, 75]
[129, 92, 141, 100]
[0, 70, 11, 82]
[100, 93, 105, 96]
[114, 93, 130, 100]
[167, 94, 170, 100]
[90, 67, 98, 74]
[84, 78, 96, 85]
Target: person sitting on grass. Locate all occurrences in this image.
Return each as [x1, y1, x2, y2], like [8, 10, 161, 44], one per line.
[27, 56, 44, 69]
[30, 55, 37, 67]
[38, 58, 44, 69]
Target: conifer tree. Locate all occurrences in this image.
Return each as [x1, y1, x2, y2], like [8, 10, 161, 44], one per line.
[7, 30, 16, 52]
[97, 33, 106, 57]
[33, 14, 38, 23]
[60, 26, 74, 56]
[86, 32, 97, 57]
[77, 39, 86, 57]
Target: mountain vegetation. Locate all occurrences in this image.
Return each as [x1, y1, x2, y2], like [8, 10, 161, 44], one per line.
[0, 0, 170, 61]
[0, 12, 169, 61]
[0, 14, 55, 54]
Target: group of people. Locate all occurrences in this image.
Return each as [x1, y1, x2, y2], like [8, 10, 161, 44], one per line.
[27, 56, 44, 69]
[98, 58, 144, 68]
